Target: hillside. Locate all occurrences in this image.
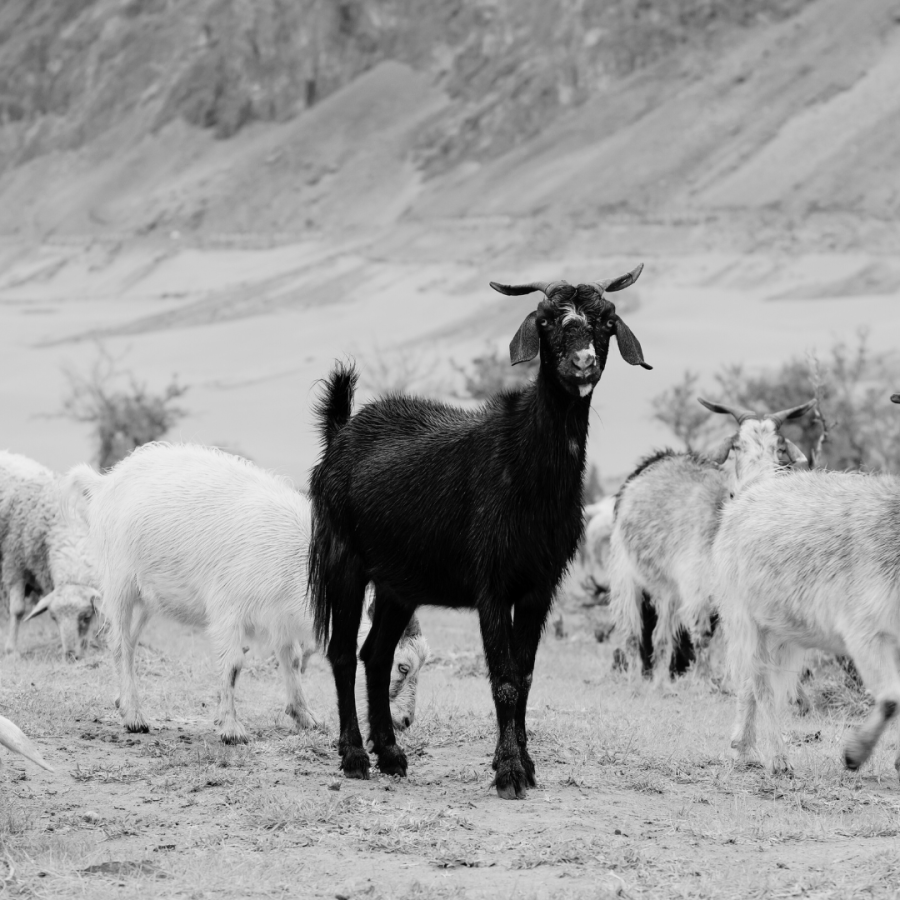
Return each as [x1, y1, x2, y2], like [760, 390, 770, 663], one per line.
[4, 0, 898, 251]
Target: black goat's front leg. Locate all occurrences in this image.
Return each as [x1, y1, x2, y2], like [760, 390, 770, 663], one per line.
[359, 592, 413, 777]
[478, 601, 528, 800]
[325, 582, 369, 778]
[508, 598, 551, 788]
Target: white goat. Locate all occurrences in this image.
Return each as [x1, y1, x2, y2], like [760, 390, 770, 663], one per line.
[62, 443, 427, 743]
[581, 496, 616, 599]
[713, 458, 900, 777]
[0, 451, 99, 659]
[609, 399, 814, 685]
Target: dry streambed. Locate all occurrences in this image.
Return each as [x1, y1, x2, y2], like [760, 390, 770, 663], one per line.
[2, 609, 900, 899]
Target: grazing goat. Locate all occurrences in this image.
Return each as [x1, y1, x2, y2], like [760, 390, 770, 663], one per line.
[308, 265, 650, 798]
[0, 451, 99, 659]
[0, 712, 53, 771]
[712, 393, 900, 775]
[609, 398, 815, 685]
[62, 443, 427, 742]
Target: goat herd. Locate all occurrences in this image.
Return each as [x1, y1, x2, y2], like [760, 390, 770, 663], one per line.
[2, 264, 900, 803]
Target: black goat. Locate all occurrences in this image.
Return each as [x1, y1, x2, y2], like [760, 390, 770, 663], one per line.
[308, 266, 651, 799]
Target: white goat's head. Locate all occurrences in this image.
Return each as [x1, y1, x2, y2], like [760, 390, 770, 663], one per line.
[388, 626, 430, 732]
[700, 398, 816, 488]
[25, 584, 100, 660]
[359, 591, 430, 732]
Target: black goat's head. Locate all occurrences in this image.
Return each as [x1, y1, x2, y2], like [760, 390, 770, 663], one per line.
[490, 264, 651, 399]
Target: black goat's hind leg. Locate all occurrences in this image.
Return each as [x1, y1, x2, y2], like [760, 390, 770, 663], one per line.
[479, 601, 528, 799]
[325, 573, 369, 778]
[360, 591, 413, 777]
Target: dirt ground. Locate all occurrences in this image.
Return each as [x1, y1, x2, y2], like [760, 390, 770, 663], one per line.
[3, 602, 900, 900]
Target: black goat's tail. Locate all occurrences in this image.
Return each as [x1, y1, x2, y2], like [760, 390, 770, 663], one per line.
[309, 362, 359, 646]
[313, 361, 358, 450]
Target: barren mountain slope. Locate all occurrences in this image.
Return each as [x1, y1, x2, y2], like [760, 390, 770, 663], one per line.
[8, 0, 898, 250]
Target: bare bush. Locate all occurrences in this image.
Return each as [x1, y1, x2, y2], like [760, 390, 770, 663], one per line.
[456, 345, 539, 400]
[653, 331, 900, 472]
[60, 344, 188, 471]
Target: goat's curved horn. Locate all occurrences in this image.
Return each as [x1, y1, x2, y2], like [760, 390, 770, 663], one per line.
[489, 280, 568, 297]
[24, 593, 54, 622]
[590, 263, 644, 294]
[697, 398, 758, 425]
[891, 393, 900, 404]
[767, 399, 816, 428]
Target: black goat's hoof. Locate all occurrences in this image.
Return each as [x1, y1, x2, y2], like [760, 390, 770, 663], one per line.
[377, 745, 408, 778]
[493, 758, 529, 800]
[341, 747, 371, 779]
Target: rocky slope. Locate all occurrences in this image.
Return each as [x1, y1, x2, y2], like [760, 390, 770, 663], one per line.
[7, 0, 897, 252]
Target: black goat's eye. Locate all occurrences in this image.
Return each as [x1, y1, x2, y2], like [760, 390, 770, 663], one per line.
[537, 317, 548, 327]
[398, 663, 410, 676]
[605, 319, 616, 331]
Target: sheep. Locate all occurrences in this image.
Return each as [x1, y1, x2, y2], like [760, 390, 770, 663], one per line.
[608, 398, 815, 686]
[711, 397, 900, 775]
[0, 451, 99, 660]
[308, 265, 650, 799]
[61, 443, 427, 743]
[0, 712, 53, 771]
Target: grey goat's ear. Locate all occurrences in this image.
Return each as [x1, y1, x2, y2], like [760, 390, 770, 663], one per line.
[707, 433, 736, 465]
[510, 311, 540, 366]
[783, 439, 808, 469]
[614, 318, 652, 369]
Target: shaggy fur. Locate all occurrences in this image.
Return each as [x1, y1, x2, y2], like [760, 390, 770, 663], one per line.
[63, 443, 427, 743]
[609, 410, 814, 685]
[0, 451, 99, 659]
[713, 470, 900, 777]
[308, 269, 649, 798]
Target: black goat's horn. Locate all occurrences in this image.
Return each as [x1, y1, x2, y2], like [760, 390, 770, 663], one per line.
[489, 280, 568, 297]
[590, 263, 644, 294]
[697, 397, 758, 425]
[766, 399, 816, 428]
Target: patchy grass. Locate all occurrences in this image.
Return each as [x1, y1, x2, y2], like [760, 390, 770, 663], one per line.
[2, 607, 900, 899]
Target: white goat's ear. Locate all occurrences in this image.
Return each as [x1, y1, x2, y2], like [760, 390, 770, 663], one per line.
[0, 714, 54, 771]
[24, 591, 56, 622]
[707, 434, 735, 465]
[510, 311, 540, 366]
[783, 439, 808, 469]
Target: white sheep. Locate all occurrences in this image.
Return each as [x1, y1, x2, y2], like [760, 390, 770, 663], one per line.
[62, 442, 427, 743]
[712, 464, 900, 777]
[0, 451, 99, 659]
[608, 399, 814, 685]
[0, 713, 53, 771]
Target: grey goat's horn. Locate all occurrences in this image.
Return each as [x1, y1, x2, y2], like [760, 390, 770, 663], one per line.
[766, 399, 817, 428]
[489, 280, 569, 297]
[590, 263, 644, 294]
[697, 398, 759, 425]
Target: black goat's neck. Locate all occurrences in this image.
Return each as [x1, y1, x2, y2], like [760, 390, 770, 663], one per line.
[517, 368, 590, 491]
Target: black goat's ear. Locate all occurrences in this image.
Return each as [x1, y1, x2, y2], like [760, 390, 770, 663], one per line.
[614, 317, 652, 369]
[510, 311, 540, 365]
